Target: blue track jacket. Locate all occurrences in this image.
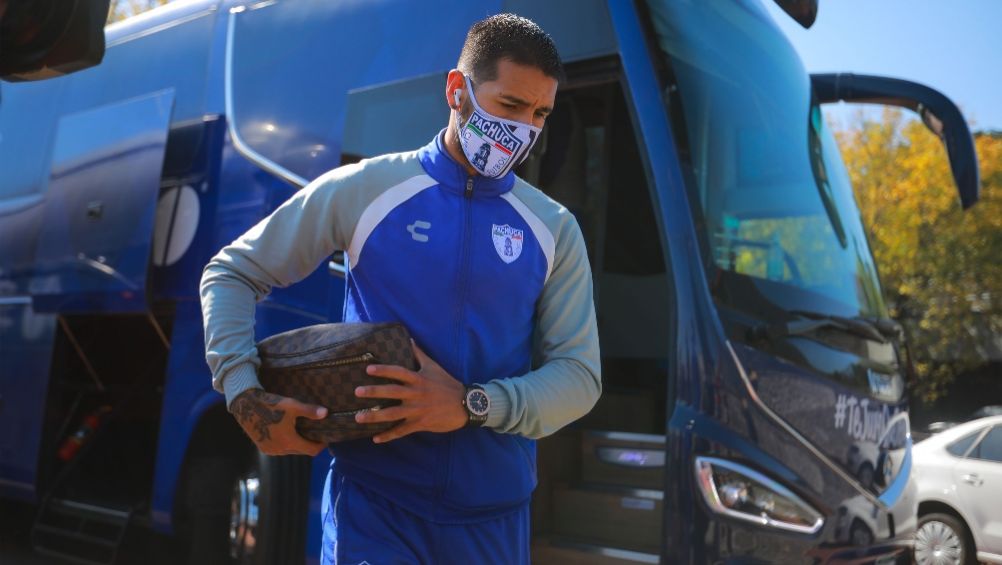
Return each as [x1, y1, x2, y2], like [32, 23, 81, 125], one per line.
[199, 131, 601, 522]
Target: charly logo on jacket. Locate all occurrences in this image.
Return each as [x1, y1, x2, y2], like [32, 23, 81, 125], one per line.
[491, 224, 523, 263]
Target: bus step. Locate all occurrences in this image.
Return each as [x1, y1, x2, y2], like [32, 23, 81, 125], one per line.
[532, 535, 660, 564]
[552, 483, 663, 553]
[31, 498, 132, 565]
[582, 431, 665, 490]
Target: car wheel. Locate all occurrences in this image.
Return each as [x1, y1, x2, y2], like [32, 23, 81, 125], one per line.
[849, 518, 874, 547]
[182, 452, 312, 564]
[914, 512, 975, 565]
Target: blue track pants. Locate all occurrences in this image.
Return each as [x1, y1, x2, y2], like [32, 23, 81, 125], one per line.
[321, 469, 530, 564]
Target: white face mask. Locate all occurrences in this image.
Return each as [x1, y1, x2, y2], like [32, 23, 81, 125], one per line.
[454, 75, 542, 178]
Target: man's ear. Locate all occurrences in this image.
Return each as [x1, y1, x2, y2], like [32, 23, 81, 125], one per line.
[446, 69, 466, 111]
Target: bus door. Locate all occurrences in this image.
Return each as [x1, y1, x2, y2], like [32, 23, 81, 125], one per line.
[32, 89, 175, 314]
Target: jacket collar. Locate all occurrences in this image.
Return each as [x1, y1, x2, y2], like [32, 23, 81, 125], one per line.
[418, 129, 515, 198]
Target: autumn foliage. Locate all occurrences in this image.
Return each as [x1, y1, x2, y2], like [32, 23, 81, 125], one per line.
[107, 0, 170, 24]
[835, 109, 1001, 403]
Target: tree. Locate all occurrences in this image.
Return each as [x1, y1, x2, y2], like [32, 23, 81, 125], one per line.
[835, 109, 1002, 403]
[107, 0, 171, 24]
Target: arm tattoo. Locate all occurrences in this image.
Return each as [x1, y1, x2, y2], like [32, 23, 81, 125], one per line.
[231, 389, 286, 443]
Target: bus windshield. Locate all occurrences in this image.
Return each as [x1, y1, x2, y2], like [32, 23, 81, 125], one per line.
[645, 0, 888, 320]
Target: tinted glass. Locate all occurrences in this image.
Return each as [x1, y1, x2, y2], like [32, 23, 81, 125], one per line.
[228, 1, 483, 182]
[972, 427, 1002, 463]
[880, 416, 909, 451]
[645, 0, 887, 319]
[946, 430, 983, 457]
[341, 74, 449, 162]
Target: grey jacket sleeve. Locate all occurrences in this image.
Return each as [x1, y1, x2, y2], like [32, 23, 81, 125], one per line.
[199, 164, 362, 409]
[481, 209, 602, 439]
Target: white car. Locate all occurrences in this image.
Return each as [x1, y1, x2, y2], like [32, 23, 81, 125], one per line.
[913, 414, 1002, 564]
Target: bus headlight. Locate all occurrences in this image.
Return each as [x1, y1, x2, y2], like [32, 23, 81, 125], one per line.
[695, 456, 824, 534]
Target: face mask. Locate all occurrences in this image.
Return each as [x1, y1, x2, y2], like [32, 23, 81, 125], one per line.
[454, 75, 541, 178]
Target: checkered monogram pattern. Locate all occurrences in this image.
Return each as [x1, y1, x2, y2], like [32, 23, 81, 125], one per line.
[257, 322, 417, 443]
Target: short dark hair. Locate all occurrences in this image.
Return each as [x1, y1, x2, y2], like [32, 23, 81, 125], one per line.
[457, 13, 564, 83]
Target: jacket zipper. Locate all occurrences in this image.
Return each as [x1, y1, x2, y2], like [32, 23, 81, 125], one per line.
[441, 175, 475, 502]
[455, 176, 474, 377]
[282, 351, 374, 372]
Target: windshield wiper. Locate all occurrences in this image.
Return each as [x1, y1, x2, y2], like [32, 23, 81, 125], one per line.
[748, 310, 902, 344]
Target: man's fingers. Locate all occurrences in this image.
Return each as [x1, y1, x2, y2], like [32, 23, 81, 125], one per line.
[280, 396, 328, 420]
[366, 364, 419, 384]
[355, 384, 414, 400]
[373, 421, 418, 444]
[253, 425, 326, 456]
[231, 390, 329, 457]
[355, 405, 408, 424]
[275, 416, 328, 455]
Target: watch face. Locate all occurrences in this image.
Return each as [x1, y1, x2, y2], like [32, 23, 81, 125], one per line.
[467, 389, 490, 416]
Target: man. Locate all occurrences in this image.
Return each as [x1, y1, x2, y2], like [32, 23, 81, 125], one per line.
[199, 13, 600, 564]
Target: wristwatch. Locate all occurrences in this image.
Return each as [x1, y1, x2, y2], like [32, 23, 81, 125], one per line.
[462, 384, 490, 427]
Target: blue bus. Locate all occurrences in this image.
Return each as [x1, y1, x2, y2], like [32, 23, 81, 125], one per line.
[0, 0, 980, 563]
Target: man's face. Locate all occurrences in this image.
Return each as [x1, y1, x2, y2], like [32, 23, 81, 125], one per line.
[453, 59, 558, 130]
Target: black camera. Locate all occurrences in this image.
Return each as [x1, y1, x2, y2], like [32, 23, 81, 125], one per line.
[0, 0, 111, 82]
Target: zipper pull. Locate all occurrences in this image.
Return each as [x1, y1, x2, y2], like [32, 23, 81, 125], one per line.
[465, 176, 474, 198]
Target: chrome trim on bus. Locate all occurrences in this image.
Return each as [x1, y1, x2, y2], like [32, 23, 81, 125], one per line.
[695, 456, 824, 535]
[107, 6, 217, 48]
[224, 8, 308, 189]
[0, 193, 44, 216]
[585, 431, 666, 444]
[542, 537, 660, 563]
[725, 340, 885, 508]
[570, 483, 664, 500]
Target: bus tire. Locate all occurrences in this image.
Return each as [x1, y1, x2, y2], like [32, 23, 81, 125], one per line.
[182, 451, 311, 565]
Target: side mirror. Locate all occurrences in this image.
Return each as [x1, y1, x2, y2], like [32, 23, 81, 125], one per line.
[811, 73, 980, 209]
[772, 0, 818, 29]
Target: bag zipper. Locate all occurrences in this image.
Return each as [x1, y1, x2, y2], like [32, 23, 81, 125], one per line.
[283, 351, 375, 371]
[327, 404, 384, 418]
[280, 352, 387, 418]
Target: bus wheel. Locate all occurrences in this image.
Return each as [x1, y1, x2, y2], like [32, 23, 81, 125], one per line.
[183, 452, 311, 564]
[228, 460, 259, 563]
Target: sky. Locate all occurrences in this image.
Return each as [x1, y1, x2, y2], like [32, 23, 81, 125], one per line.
[761, 0, 1002, 133]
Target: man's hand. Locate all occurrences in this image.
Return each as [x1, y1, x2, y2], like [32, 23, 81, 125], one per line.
[230, 388, 329, 456]
[355, 340, 468, 443]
